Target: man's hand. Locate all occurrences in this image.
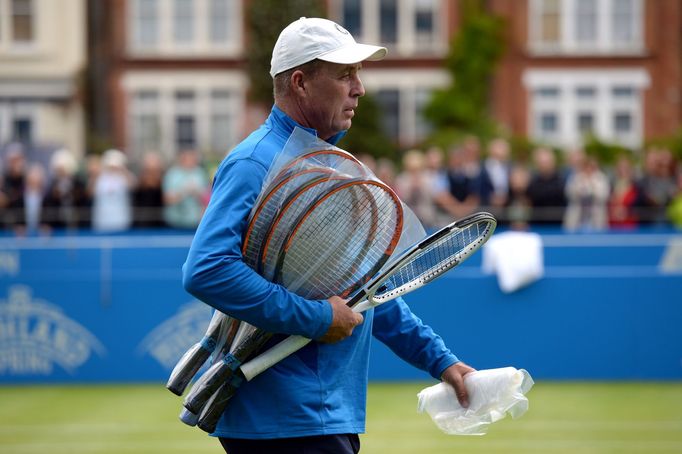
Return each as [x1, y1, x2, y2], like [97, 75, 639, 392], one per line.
[318, 296, 363, 343]
[441, 361, 476, 408]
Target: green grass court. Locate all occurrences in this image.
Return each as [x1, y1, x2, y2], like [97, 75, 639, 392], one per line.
[1, 381, 681, 453]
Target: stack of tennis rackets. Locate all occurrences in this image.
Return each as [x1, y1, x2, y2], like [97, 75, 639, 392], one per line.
[167, 147, 405, 432]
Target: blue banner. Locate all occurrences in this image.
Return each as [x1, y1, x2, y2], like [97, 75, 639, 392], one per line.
[1, 230, 681, 383]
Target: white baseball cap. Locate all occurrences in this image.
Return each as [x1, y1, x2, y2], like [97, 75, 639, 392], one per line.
[270, 17, 387, 77]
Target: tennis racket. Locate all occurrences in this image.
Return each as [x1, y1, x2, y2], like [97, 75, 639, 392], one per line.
[166, 312, 239, 396]
[185, 178, 403, 425]
[239, 212, 497, 382]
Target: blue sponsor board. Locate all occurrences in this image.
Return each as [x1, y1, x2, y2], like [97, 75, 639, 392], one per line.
[0, 230, 681, 383]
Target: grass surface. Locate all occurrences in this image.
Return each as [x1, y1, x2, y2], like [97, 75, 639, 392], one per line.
[1, 381, 681, 453]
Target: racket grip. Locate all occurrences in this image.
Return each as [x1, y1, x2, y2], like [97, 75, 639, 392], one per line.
[197, 380, 240, 433]
[166, 342, 213, 396]
[183, 359, 234, 414]
[350, 299, 375, 314]
[179, 407, 198, 426]
[240, 335, 312, 381]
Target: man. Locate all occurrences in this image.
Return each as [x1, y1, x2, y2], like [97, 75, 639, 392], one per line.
[182, 17, 474, 454]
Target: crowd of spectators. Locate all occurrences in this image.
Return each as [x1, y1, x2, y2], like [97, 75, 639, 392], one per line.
[1, 136, 681, 236]
[0, 144, 210, 235]
[362, 136, 682, 232]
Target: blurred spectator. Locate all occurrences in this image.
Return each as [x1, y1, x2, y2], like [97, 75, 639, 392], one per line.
[23, 163, 49, 236]
[356, 153, 377, 175]
[1, 145, 27, 229]
[527, 147, 566, 224]
[609, 155, 642, 228]
[461, 135, 493, 205]
[43, 148, 89, 229]
[375, 157, 397, 189]
[81, 154, 102, 224]
[639, 146, 677, 224]
[483, 138, 511, 210]
[446, 145, 479, 213]
[504, 164, 533, 230]
[163, 149, 209, 229]
[396, 150, 440, 229]
[133, 152, 166, 228]
[92, 149, 135, 232]
[563, 155, 610, 231]
[667, 168, 682, 228]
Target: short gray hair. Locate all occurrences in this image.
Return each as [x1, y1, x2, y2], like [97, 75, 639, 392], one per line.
[273, 59, 324, 99]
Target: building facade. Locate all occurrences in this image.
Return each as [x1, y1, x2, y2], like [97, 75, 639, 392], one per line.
[92, 0, 680, 163]
[0, 0, 86, 161]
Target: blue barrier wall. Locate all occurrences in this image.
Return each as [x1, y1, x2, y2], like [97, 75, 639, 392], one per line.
[1, 230, 681, 383]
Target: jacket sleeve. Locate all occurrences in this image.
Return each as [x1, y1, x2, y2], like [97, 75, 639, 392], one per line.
[372, 298, 459, 379]
[182, 158, 332, 340]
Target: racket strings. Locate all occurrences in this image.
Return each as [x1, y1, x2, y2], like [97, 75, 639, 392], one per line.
[374, 220, 493, 302]
[278, 183, 402, 300]
[243, 169, 331, 270]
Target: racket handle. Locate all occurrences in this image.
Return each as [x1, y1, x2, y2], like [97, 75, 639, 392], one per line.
[166, 342, 213, 396]
[349, 299, 376, 314]
[179, 407, 198, 426]
[240, 335, 312, 381]
[197, 380, 239, 433]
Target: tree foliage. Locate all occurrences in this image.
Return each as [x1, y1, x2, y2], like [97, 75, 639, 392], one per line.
[423, 0, 505, 146]
[246, 0, 325, 106]
[337, 93, 398, 159]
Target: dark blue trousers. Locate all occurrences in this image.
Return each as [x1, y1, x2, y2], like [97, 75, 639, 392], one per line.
[219, 434, 361, 454]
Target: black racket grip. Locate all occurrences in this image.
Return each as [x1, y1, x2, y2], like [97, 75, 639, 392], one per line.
[166, 342, 214, 396]
[183, 329, 274, 413]
[183, 359, 233, 414]
[197, 378, 241, 433]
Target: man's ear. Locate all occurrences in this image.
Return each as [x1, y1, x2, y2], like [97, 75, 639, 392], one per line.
[290, 70, 308, 97]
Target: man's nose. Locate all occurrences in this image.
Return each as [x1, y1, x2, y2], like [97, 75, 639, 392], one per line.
[351, 74, 365, 97]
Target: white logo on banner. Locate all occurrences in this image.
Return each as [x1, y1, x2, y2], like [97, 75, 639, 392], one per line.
[137, 302, 212, 370]
[0, 285, 106, 375]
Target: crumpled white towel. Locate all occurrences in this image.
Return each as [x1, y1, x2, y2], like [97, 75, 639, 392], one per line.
[417, 367, 534, 435]
[481, 231, 544, 293]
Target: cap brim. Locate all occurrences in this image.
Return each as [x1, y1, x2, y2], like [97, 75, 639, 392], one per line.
[317, 43, 387, 65]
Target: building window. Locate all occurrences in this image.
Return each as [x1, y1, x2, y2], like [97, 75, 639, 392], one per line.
[574, 0, 597, 45]
[126, 76, 243, 160]
[342, 0, 362, 37]
[524, 69, 649, 148]
[612, 0, 637, 46]
[11, 0, 33, 42]
[379, 0, 398, 46]
[376, 89, 400, 141]
[172, 0, 194, 44]
[209, 0, 231, 44]
[577, 112, 594, 134]
[130, 91, 161, 156]
[210, 90, 234, 153]
[174, 91, 196, 150]
[529, 0, 643, 54]
[538, 112, 559, 136]
[133, 0, 159, 48]
[613, 112, 632, 134]
[538, 0, 561, 46]
[129, 0, 241, 56]
[333, 0, 445, 56]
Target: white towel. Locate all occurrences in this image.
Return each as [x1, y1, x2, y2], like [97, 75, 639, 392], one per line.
[482, 231, 544, 293]
[417, 367, 534, 435]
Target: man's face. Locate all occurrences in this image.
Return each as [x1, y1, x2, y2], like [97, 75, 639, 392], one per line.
[299, 62, 365, 140]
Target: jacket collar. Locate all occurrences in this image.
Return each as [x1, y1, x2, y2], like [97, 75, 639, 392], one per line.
[268, 105, 347, 146]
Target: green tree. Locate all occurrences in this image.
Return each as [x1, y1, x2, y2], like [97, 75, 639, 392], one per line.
[337, 93, 398, 159]
[423, 0, 505, 146]
[246, 0, 325, 106]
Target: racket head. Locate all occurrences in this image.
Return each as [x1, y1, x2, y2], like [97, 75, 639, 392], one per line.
[367, 212, 496, 304]
[272, 178, 403, 300]
[242, 166, 336, 270]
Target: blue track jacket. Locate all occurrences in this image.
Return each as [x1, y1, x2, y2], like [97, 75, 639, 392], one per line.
[182, 106, 459, 439]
